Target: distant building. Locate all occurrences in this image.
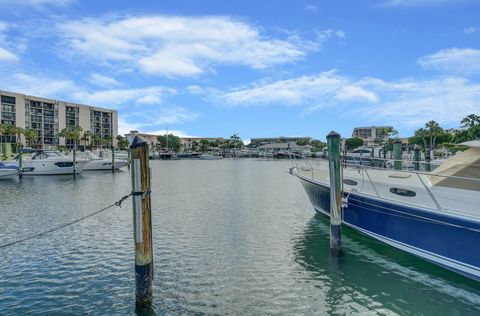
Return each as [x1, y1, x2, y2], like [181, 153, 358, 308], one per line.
[250, 136, 312, 147]
[180, 137, 225, 152]
[352, 126, 393, 146]
[0, 90, 117, 149]
[124, 131, 160, 148]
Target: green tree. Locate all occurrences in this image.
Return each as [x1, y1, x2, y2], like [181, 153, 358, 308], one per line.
[461, 114, 480, 129]
[24, 128, 37, 148]
[296, 139, 310, 146]
[116, 135, 129, 150]
[157, 134, 181, 152]
[310, 139, 327, 152]
[59, 126, 83, 150]
[228, 133, 243, 149]
[345, 137, 364, 151]
[81, 130, 93, 147]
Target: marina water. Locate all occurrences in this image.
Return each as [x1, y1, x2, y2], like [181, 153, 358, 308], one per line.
[1, 160, 479, 315]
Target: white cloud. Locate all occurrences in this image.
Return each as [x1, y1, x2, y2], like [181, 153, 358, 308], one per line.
[118, 116, 142, 136]
[4, 72, 175, 108]
[305, 4, 319, 12]
[217, 70, 480, 128]
[3, 0, 73, 6]
[0, 47, 17, 61]
[335, 85, 378, 102]
[185, 85, 204, 95]
[89, 73, 120, 88]
[143, 129, 198, 138]
[220, 71, 375, 106]
[463, 27, 478, 34]
[358, 76, 480, 127]
[418, 48, 480, 75]
[0, 22, 18, 62]
[57, 15, 324, 77]
[382, 0, 457, 7]
[155, 106, 199, 125]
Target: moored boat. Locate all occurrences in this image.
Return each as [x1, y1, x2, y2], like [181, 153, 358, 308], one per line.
[0, 162, 19, 180]
[18, 150, 89, 175]
[75, 151, 128, 171]
[289, 141, 480, 281]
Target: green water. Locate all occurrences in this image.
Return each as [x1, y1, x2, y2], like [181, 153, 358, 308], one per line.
[0, 160, 479, 315]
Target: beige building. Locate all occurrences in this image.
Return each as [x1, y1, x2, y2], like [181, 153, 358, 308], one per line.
[352, 126, 394, 146]
[124, 131, 160, 148]
[0, 90, 118, 149]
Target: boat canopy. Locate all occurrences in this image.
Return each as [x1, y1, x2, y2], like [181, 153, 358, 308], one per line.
[429, 147, 480, 191]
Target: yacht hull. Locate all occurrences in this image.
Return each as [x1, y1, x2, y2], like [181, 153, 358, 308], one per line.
[21, 160, 88, 175]
[84, 159, 128, 171]
[297, 174, 480, 281]
[0, 169, 18, 179]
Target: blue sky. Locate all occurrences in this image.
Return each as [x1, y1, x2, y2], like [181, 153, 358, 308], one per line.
[1, 0, 479, 142]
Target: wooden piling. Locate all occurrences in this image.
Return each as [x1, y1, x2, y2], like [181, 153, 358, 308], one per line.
[393, 140, 402, 170]
[18, 149, 23, 179]
[112, 147, 115, 174]
[130, 135, 154, 311]
[72, 149, 76, 179]
[327, 131, 342, 256]
[425, 149, 431, 172]
[413, 146, 420, 171]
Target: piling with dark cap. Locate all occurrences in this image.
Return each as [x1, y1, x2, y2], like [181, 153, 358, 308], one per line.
[425, 149, 432, 172]
[393, 140, 402, 170]
[18, 149, 23, 179]
[327, 131, 342, 256]
[72, 149, 76, 179]
[130, 135, 154, 310]
[413, 146, 420, 171]
[111, 147, 115, 173]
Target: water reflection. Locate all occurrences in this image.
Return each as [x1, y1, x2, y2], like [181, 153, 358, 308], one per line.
[293, 213, 480, 315]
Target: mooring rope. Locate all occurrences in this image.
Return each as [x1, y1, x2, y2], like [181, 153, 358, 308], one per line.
[0, 193, 133, 249]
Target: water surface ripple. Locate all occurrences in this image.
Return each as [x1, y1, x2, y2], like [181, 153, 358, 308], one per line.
[1, 160, 479, 315]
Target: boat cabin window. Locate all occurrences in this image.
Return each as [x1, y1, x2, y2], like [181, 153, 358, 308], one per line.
[389, 188, 416, 197]
[343, 179, 358, 186]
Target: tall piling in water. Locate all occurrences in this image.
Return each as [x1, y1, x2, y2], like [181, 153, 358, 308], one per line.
[413, 146, 420, 171]
[18, 149, 23, 179]
[393, 140, 402, 170]
[72, 149, 76, 179]
[130, 135, 154, 310]
[111, 146, 115, 174]
[425, 149, 432, 172]
[327, 131, 342, 256]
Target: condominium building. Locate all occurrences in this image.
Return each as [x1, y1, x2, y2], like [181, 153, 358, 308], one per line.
[351, 126, 394, 146]
[0, 90, 118, 149]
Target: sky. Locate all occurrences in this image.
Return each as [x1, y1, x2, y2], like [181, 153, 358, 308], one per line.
[0, 0, 479, 142]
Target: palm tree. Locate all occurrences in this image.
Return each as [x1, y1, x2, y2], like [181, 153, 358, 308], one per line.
[461, 114, 480, 129]
[24, 128, 37, 148]
[425, 120, 443, 151]
[82, 130, 93, 147]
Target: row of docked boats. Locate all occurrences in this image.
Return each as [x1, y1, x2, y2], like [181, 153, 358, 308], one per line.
[0, 149, 129, 179]
[289, 140, 480, 281]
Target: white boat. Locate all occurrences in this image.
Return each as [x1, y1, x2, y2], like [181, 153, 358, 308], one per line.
[76, 152, 128, 171]
[198, 154, 223, 160]
[0, 162, 19, 179]
[289, 140, 480, 281]
[19, 151, 89, 175]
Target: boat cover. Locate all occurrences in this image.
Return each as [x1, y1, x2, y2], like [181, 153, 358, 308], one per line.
[429, 148, 480, 191]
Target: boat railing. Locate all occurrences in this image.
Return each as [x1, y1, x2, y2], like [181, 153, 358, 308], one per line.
[287, 151, 480, 212]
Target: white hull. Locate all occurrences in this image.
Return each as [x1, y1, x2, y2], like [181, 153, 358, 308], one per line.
[84, 159, 128, 171]
[0, 169, 18, 179]
[21, 159, 89, 175]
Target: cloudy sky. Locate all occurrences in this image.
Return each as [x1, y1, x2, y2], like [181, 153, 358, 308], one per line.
[1, 0, 479, 140]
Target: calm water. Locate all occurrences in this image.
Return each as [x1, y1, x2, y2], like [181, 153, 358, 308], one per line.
[1, 160, 479, 315]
